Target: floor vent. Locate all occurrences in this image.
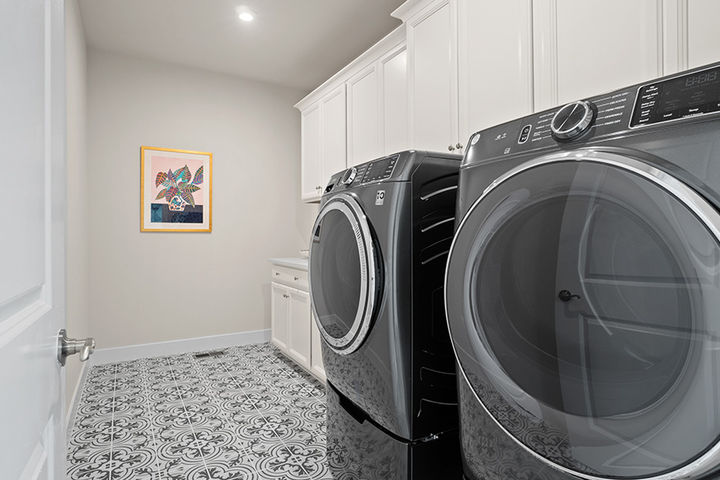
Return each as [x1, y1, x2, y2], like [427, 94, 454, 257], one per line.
[194, 350, 227, 358]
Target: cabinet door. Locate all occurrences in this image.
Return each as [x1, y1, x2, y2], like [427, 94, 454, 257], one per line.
[310, 312, 326, 382]
[687, 0, 720, 68]
[271, 283, 289, 351]
[348, 66, 381, 166]
[381, 45, 409, 155]
[407, 0, 458, 153]
[534, 0, 662, 110]
[301, 103, 322, 200]
[321, 85, 347, 181]
[458, 0, 533, 139]
[288, 288, 312, 369]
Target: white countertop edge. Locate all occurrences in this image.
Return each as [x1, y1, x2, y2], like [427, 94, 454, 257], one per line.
[268, 257, 309, 270]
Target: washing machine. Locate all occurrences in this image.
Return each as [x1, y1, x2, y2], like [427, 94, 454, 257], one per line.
[309, 151, 462, 479]
[444, 62, 720, 480]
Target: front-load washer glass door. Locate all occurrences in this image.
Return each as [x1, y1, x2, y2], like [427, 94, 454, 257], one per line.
[310, 193, 380, 355]
[445, 149, 720, 480]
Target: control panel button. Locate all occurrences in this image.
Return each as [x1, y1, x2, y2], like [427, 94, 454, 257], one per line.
[518, 124, 532, 144]
[551, 100, 596, 141]
[340, 167, 357, 185]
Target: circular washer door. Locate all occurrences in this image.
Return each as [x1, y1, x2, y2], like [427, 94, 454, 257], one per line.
[310, 193, 380, 355]
[445, 149, 720, 480]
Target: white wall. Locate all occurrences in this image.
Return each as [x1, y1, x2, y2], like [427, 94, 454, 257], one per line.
[87, 49, 316, 349]
[65, 0, 89, 408]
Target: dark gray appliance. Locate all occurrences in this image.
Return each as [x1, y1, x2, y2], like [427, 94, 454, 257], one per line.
[309, 151, 462, 479]
[445, 62, 720, 480]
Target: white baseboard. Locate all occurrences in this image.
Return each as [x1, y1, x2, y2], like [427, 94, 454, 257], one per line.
[91, 329, 271, 365]
[65, 360, 88, 437]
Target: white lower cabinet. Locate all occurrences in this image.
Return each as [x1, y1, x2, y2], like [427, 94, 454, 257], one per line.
[270, 264, 325, 383]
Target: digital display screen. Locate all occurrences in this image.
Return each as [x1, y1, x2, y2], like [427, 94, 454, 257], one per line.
[631, 66, 720, 127]
[362, 155, 398, 183]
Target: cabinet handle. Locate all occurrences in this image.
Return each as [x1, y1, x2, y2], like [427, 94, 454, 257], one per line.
[283, 294, 289, 298]
[456, 143, 464, 150]
[448, 145, 456, 152]
[274, 272, 280, 276]
[294, 276, 299, 281]
[316, 185, 322, 190]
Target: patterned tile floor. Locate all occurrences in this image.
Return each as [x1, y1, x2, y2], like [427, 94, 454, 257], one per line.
[68, 343, 330, 480]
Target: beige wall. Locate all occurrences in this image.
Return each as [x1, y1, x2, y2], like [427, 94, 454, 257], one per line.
[65, 0, 89, 407]
[87, 49, 317, 349]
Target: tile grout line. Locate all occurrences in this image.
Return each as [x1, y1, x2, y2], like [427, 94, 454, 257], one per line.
[107, 364, 118, 480]
[165, 356, 212, 479]
[214, 356, 314, 479]
[140, 359, 165, 480]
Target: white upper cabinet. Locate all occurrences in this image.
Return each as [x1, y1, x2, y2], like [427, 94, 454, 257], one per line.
[301, 104, 322, 201]
[457, 0, 533, 141]
[687, 0, 720, 68]
[402, 0, 459, 154]
[347, 66, 381, 166]
[381, 46, 409, 154]
[534, 0, 662, 110]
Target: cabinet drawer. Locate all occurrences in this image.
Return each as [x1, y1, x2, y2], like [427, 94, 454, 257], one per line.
[271, 266, 309, 290]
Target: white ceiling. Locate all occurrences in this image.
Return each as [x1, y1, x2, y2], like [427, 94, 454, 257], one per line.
[78, 0, 405, 92]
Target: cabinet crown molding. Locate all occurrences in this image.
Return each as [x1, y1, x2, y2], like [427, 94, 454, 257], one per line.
[294, 26, 405, 112]
[391, 0, 445, 23]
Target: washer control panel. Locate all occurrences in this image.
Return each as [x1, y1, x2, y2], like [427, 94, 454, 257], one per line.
[630, 65, 720, 127]
[328, 154, 401, 192]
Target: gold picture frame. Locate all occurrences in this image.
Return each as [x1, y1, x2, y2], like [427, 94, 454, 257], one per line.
[140, 146, 212, 232]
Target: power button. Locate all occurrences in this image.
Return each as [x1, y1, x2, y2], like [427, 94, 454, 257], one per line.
[518, 125, 532, 144]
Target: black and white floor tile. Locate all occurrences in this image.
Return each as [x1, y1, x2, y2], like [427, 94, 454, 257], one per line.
[68, 343, 331, 480]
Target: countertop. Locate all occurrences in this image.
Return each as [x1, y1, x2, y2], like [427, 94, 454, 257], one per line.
[268, 257, 308, 270]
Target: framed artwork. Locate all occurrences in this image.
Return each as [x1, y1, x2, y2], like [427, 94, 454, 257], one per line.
[141, 146, 212, 232]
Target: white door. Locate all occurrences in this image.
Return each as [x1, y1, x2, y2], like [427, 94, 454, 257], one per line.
[301, 103, 322, 200]
[287, 288, 311, 369]
[320, 85, 347, 181]
[1, 0, 66, 478]
[380, 45, 408, 155]
[347, 65, 381, 167]
[407, 0, 459, 153]
[458, 0, 533, 140]
[533, 0, 662, 110]
[271, 283, 289, 351]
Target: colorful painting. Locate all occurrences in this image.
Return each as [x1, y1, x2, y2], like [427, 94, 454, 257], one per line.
[141, 146, 212, 232]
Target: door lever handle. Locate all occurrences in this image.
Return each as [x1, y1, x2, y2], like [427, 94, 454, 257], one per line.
[57, 329, 96, 366]
[558, 290, 581, 302]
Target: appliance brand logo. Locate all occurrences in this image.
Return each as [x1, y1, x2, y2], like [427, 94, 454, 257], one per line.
[375, 190, 385, 206]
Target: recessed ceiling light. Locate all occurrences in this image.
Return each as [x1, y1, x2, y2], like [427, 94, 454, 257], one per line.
[237, 7, 254, 22]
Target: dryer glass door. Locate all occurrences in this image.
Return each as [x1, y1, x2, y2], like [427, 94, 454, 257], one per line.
[445, 151, 720, 480]
[310, 193, 379, 355]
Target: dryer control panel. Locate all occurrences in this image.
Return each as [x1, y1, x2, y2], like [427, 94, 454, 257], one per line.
[630, 65, 720, 127]
[463, 61, 720, 167]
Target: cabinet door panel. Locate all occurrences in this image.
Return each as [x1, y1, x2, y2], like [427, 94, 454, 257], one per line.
[408, 1, 458, 152]
[382, 47, 408, 154]
[688, 0, 720, 68]
[288, 288, 311, 369]
[310, 313, 326, 382]
[458, 0, 533, 138]
[301, 104, 322, 200]
[271, 283, 289, 351]
[534, 0, 661, 109]
[321, 85, 347, 180]
[348, 66, 381, 166]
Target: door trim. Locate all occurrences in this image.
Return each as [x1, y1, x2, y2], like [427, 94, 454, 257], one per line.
[310, 193, 378, 355]
[444, 147, 720, 480]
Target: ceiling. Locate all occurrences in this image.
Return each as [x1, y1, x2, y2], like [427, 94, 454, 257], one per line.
[78, 0, 405, 92]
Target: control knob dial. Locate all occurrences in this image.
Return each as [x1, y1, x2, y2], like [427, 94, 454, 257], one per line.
[550, 100, 596, 141]
[340, 167, 357, 185]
